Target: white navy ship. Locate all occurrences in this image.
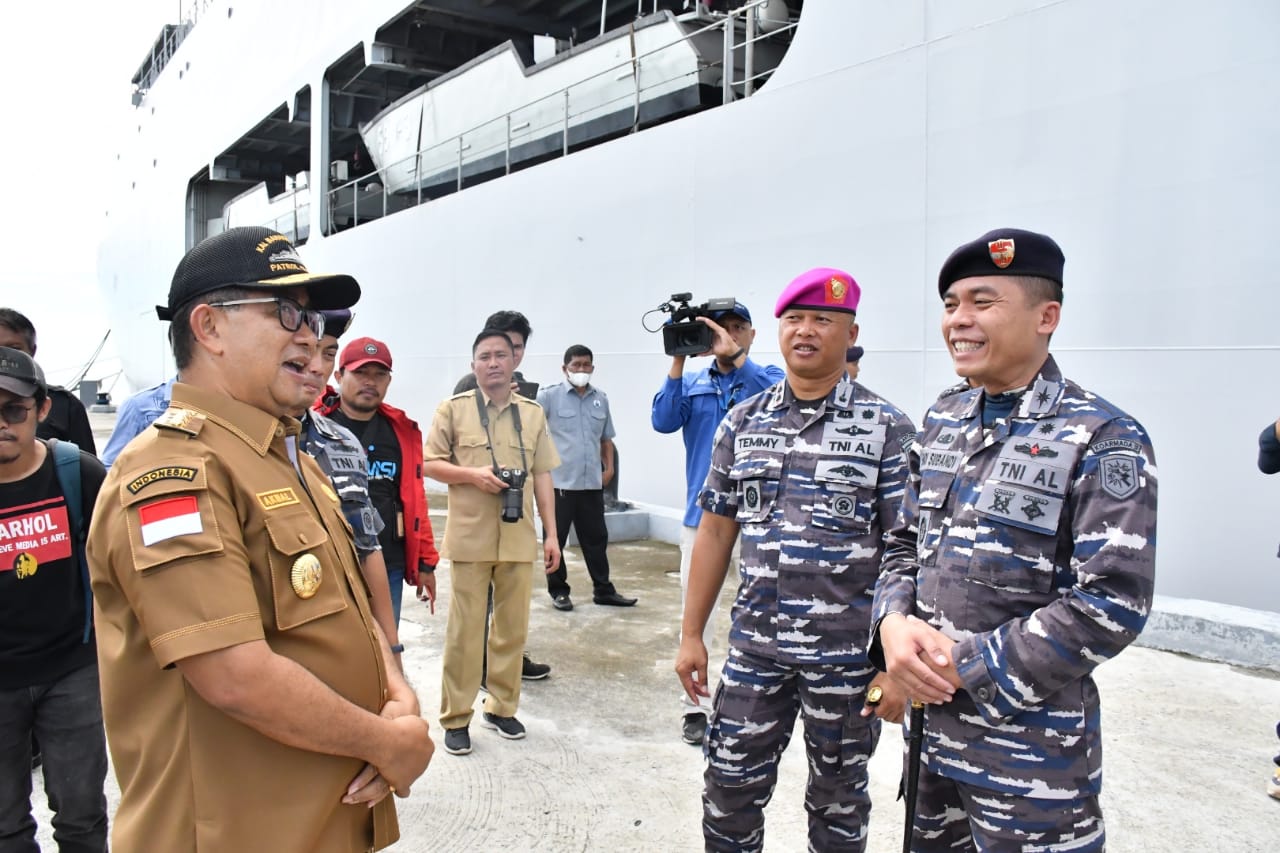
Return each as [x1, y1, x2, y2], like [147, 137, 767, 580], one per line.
[99, 0, 1280, 655]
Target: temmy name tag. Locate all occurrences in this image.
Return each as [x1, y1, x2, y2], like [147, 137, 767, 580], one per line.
[975, 480, 1064, 534]
[736, 434, 785, 454]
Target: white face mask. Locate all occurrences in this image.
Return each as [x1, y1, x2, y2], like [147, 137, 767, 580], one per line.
[567, 371, 591, 388]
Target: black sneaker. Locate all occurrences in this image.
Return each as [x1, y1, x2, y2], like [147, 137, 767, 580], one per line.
[682, 712, 707, 746]
[521, 653, 551, 680]
[482, 712, 526, 740]
[444, 727, 472, 755]
[551, 593, 574, 611]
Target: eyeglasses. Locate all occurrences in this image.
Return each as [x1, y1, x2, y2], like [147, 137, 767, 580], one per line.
[207, 297, 324, 339]
[0, 401, 34, 425]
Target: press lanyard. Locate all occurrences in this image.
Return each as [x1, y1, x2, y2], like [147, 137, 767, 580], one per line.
[713, 369, 740, 413]
[474, 390, 529, 472]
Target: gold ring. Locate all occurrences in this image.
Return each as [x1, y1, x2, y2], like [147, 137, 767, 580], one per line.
[865, 685, 883, 707]
[388, 785, 396, 795]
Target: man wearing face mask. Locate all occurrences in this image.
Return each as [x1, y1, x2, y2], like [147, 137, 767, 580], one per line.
[536, 345, 636, 611]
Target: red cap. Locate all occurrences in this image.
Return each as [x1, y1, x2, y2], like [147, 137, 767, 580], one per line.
[340, 336, 393, 371]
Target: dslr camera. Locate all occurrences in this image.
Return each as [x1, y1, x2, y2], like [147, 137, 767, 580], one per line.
[655, 293, 738, 357]
[497, 466, 527, 523]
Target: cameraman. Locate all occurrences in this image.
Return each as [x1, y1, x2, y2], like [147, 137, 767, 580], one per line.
[651, 301, 784, 745]
[424, 328, 561, 757]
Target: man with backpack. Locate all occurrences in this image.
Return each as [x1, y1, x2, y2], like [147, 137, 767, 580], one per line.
[0, 345, 108, 851]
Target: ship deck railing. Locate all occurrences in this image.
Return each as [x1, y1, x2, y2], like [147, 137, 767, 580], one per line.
[325, 0, 796, 233]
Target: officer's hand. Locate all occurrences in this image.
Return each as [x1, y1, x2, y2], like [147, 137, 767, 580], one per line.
[879, 614, 956, 705]
[343, 763, 395, 808]
[543, 538, 561, 574]
[472, 466, 508, 494]
[602, 462, 615, 487]
[416, 572, 437, 615]
[674, 637, 710, 704]
[378, 715, 434, 797]
[860, 671, 907, 724]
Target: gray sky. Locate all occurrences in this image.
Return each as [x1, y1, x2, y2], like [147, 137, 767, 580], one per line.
[0, 1, 171, 385]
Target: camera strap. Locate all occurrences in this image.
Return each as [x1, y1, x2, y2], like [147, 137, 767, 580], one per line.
[473, 390, 529, 473]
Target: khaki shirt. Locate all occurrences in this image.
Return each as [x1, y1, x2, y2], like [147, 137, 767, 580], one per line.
[424, 390, 559, 563]
[87, 383, 397, 853]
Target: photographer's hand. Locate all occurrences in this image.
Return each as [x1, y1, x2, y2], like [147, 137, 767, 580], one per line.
[470, 466, 508, 494]
[667, 354, 687, 379]
[698, 317, 746, 370]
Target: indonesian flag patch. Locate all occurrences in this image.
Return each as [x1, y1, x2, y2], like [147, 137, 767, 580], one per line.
[138, 496, 203, 546]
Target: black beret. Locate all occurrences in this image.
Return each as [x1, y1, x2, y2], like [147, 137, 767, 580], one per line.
[937, 228, 1065, 297]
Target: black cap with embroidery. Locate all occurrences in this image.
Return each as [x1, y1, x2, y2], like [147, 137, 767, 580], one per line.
[937, 228, 1065, 297]
[0, 346, 44, 398]
[156, 226, 361, 320]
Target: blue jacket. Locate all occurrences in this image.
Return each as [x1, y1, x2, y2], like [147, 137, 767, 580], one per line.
[651, 358, 784, 526]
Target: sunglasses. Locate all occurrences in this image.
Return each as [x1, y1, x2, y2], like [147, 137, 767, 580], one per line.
[0, 401, 34, 425]
[207, 297, 324, 339]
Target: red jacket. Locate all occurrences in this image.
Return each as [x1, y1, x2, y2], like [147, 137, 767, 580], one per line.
[315, 387, 439, 585]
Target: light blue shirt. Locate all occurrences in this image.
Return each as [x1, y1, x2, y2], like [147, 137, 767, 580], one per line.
[650, 358, 785, 526]
[537, 381, 615, 491]
[102, 376, 177, 468]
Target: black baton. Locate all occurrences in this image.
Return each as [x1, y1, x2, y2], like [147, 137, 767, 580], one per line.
[902, 699, 925, 853]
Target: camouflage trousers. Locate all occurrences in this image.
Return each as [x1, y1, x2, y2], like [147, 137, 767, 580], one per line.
[910, 769, 1105, 852]
[702, 647, 879, 852]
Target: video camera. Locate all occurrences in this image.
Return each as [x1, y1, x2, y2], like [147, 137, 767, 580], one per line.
[648, 293, 738, 357]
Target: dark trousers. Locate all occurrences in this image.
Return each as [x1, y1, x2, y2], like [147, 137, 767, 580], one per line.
[0, 662, 108, 853]
[546, 488, 615, 598]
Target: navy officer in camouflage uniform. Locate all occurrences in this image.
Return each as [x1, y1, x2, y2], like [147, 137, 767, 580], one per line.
[296, 309, 402, 658]
[676, 267, 915, 852]
[871, 228, 1157, 852]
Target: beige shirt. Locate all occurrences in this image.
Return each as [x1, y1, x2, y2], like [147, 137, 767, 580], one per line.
[424, 390, 559, 563]
[87, 382, 397, 853]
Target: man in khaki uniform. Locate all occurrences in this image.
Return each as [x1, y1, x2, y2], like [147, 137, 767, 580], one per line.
[424, 328, 560, 756]
[87, 226, 434, 853]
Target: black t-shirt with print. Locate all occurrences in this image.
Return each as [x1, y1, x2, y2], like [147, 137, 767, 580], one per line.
[0, 445, 104, 688]
[330, 410, 405, 570]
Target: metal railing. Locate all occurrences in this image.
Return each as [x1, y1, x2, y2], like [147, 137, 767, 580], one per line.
[323, 0, 796, 233]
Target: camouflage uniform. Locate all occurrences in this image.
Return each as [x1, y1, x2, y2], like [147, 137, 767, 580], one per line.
[699, 375, 915, 852]
[871, 355, 1157, 851]
[300, 411, 383, 557]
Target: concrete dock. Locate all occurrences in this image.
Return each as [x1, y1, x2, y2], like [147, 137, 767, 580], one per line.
[30, 415, 1279, 851]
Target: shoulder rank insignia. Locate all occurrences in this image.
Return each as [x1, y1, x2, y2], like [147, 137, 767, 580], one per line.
[153, 408, 205, 436]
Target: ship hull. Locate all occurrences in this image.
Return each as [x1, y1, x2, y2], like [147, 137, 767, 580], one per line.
[100, 0, 1280, 614]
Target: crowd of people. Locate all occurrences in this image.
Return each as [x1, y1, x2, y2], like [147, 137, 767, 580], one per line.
[0, 222, 1270, 853]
